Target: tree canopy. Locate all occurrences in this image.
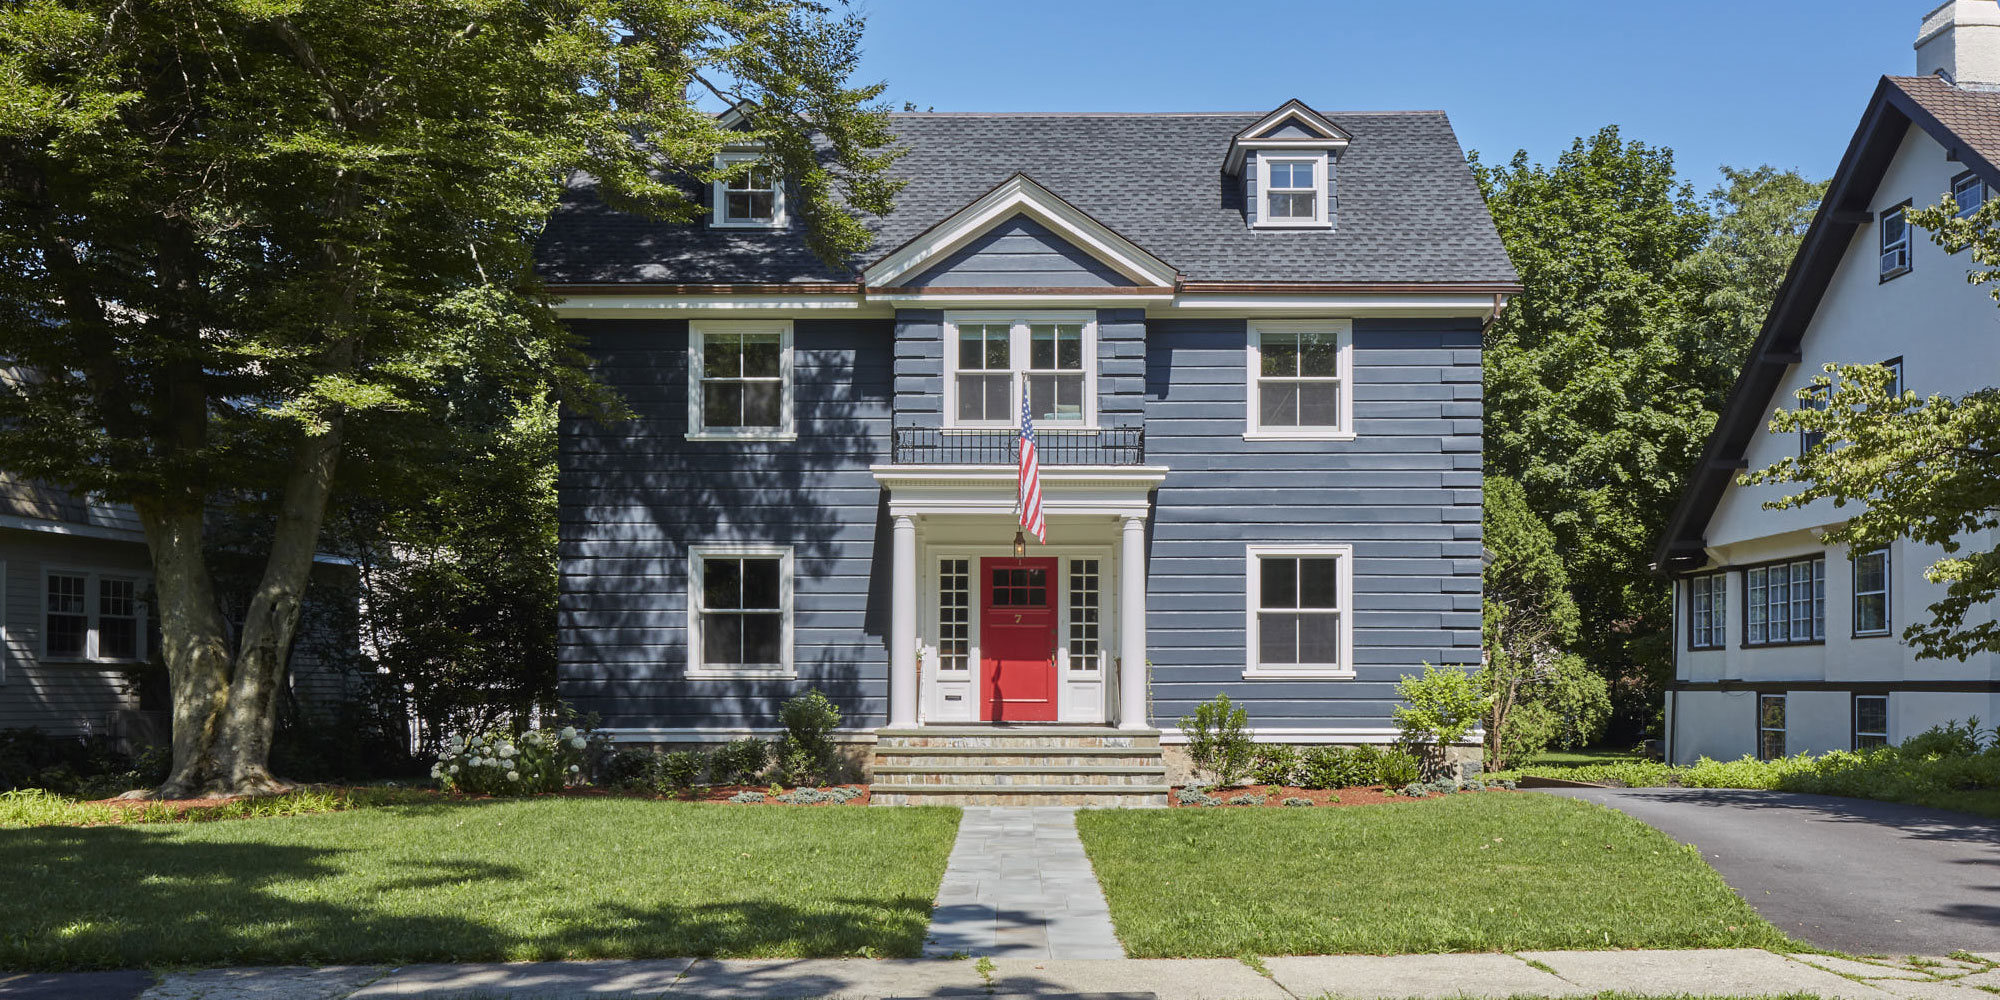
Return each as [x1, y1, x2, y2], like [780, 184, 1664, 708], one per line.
[0, 0, 902, 795]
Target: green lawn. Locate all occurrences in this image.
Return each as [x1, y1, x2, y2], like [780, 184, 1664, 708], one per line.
[0, 797, 960, 969]
[1076, 793, 1792, 958]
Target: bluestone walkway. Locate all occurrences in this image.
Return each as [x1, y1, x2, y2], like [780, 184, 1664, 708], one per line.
[920, 806, 1124, 959]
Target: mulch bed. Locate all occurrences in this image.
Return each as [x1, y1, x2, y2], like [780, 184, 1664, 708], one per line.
[1168, 783, 1520, 807]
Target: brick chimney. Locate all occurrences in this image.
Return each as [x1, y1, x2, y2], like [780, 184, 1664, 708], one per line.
[1917, 0, 2000, 88]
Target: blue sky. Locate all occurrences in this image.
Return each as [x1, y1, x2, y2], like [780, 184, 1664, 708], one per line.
[850, 0, 1926, 191]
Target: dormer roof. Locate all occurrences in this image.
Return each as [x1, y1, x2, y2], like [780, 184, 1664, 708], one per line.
[864, 173, 1177, 289]
[1223, 99, 1352, 174]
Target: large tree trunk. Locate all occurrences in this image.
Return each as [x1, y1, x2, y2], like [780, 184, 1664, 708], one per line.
[138, 496, 236, 798]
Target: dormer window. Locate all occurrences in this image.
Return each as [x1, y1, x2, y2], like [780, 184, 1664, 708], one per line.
[1228, 100, 1346, 231]
[1265, 159, 1320, 222]
[713, 153, 786, 228]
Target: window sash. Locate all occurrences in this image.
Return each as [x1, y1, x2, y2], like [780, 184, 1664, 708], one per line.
[1262, 158, 1321, 222]
[948, 317, 1093, 427]
[692, 553, 788, 672]
[1758, 695, 1787, 761]
[1854, 695, 1889, 750]
[1853, 549, 1889, 636]
[1689, 573, 1726, 649]
[1253, 554, 1343, 670]
[1744, 558, 1823, 646]
[1251, 327, 1347, 433]
[46, 573, 87, 659]
[45, 571, 144, 661]
[1881, 208, 1908, 251]
[1799, 386, 1828, 455]
[1955, 175, 1985, 218]
[718, 160, 780, 224]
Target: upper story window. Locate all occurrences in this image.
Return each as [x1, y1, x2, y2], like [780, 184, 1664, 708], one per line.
[687, 320, 794, 441]
[1853, 547, 1890, 638]
[1745, 556, 1825, 647]
[944, 313, 1095, 428]
[44, 569, 147, 662]
[1953, 172, 1986, 218]
[712, 153, 786, 228]
[1244, 545, 1354, 679]
[687, 545, 793, 679]
[1688, 572, 1726, 650]
[1246, 320, 1353, 440]
[1882, 356, 1904, 399]
[1879, 201, 1911, 280]
[1799, 384, 1828, 456]
[1256, 153, 1330, 228]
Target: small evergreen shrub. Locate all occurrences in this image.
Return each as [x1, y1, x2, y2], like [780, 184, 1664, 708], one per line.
[1178, 693, 1254, 786]
[779, 690, 843, 785]
[777, 787, 841, 804]
[1175, 787, 1223, 806]
[827, 786, 863, 803]
[1399, 782, 1430, 798]
[597, 747, 658, 790]
[710, 737, 770, 785]
[1227, 793, 1262, 806]
[657, 750, 707, 796]
[1282, 796, 1314, 807]
[1250, 744, 1300, 787]
[728, 790, 766, 804]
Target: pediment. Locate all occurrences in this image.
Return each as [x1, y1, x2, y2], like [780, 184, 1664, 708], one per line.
[863, 174, 1177, 289]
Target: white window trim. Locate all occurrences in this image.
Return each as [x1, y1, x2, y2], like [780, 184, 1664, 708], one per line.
[1243, 544, 1355, 679]
[1254, 151, 1331, 229]
[710, 152, 787, 229]
[942, 311, 1098, 430]
[41, 566, 148, 664]
[686, 544, 795, 680]
[687, 319, 796, 441]
[1244, 319, 1355, 440]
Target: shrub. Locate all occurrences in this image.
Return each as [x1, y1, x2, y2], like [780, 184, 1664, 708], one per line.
[597, 747, 659, 790]
[1899, 719, 1986, 760]
[728, 790, 766, 804]
[1175, 787, 1223, 806]
[1376, 748, 1423, 787]
[0, 729, 168, 797]
[1399, 782, 1430, 798]
[1227, 793, 1262, 806]
[710, 737, 771, 785]
[657, 750, 707, 796]
[1250, 744, 1299, 787]
[1392, 664, 1492, 777]
[433, 722, 592, 796]
[1282, 796, 1313, 807]
[779, 690, 843, 785]
[1178, 694, 1254, 787]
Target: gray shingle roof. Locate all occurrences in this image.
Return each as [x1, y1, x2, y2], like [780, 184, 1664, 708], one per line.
[536, 110, 1517, 286]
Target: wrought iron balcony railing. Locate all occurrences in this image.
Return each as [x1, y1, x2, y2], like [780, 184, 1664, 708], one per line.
[892, 423, 1146, 466]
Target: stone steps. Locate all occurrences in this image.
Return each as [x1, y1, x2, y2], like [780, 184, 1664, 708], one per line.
[870, 726, 1168, 807]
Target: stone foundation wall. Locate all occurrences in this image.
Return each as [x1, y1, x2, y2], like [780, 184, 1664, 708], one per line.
[1163, 742, 1486, 786]
[607, 740, 876, 783]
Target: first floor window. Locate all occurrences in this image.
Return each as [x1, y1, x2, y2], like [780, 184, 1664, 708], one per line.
[1745, 557, 1824, 646]
[690, 548, 792, 677]
[1246, 546, 1351, 677]
[1853, 548, 1890, 637]
[1688, 572, 1727, 649]
[1758, 694, 1787, 761]
[1854, 695, 1889, 751]
[45, 573, 86, 659]
[98, 578, 139, 660]
[689, 321, 792, 438]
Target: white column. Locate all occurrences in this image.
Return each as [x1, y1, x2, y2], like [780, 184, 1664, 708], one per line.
[1117, 513, 1150, 730]
[889, 514, 918, 728]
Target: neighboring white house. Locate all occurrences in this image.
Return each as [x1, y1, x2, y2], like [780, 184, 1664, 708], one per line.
[1655, 1, 2000, 765]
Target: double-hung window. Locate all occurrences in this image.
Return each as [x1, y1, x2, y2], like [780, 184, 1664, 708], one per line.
[1744, 556, 1825, 646]
[1853, 548, 1890, 637]
[1880, 202, 1911, 279]
[1758, 695, 1787, 761]
[1688, 572, 1727, 650]
[711, 153, 785, 228]
[1954, 172, 1986, 218]
[945, 314, 1095, 427]
[44, 569, 146, 662]
[1244, 545, 1353, 678]
[1881, 357, 1904, 400]
[688, 320, 793, 439]
[1257, 153, 1329, 227]
[1247, 320, 1353, 439]
[1853, 695, 1889, 751]
[687, 546, 793, 679]
[1799, 384, 1828, 456]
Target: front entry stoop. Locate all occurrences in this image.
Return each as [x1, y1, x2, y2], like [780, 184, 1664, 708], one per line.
[870, 726, 1169, 807]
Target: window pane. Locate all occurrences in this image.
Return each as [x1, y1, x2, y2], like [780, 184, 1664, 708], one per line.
[1760, 729, 1787, 761]
[704, 558, 742, 611]
[1258, 380, 1299, 427]
[1298, 381, 1339, 427]
[741, 382, 781, 427]
[1055, 325, 1083, 369]
[703, 382, 743, 428]
[1883, 211, 1906, 247]
[1030, 326, 1055, 369]
[47, 574, 86, 659]
[1028, 373, 1085, 422]
[1298, 558, 1338, 609]
[741, 558, 781, 610]
[1747, 568, 1766, 644]
[1261, 333, 1299, 377]
[740, 335, 781, 377]
[100, 618, 137, 660]
[1260, 557, 1297, 610]
[1760, 696, 1786, 729]
[702, 613, 743, 665]
[983, 373, 1012, 421]
[1268, 162, 1292, 188]
[984, 327, 1010, 369]
[957, 374, 1008, 421]
[1298, 332, 1338, 376]
[1298, 612, 1340, 664]
[1258, 612, 1299, 664]
[742, 612, 783, 664]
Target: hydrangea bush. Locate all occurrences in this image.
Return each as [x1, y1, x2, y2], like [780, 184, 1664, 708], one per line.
[432, 724, 594, 795]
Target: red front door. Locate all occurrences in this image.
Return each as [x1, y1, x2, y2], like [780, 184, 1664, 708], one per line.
[980, 557, 1058, 722]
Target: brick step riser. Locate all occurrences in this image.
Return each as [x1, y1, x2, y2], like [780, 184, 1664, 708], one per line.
[872, 791, 1169, 807]
[874, 772, 1165, 788]
[873, 754, 1163, 768]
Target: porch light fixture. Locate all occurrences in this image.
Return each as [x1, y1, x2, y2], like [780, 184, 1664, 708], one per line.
[1014, 530, 1027, 557]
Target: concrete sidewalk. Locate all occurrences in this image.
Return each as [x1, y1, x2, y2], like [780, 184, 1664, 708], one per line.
[6, 949, 2000, 1000]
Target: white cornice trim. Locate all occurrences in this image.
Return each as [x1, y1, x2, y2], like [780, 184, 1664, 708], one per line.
[1160, 292, 1501, 318]
[552, 290, 1501, 319]
[862, 174, 1178, 289]
[553, 294, 885, 318]
[870, 464, 1168, 518]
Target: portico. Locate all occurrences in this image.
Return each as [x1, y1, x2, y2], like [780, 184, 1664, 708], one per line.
[872, 462, 1167, 730]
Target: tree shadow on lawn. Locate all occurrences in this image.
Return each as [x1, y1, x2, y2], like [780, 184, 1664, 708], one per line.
[0, 822, 935, 970]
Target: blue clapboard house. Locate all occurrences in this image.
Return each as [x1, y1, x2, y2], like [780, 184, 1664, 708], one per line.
[538, 100, 1516, 804]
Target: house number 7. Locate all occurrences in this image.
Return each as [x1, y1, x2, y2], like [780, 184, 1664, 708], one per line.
[1014, 614, 1023, 624]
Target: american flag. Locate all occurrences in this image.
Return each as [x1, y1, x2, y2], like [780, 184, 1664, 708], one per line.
[1017, 391, 1046, 544]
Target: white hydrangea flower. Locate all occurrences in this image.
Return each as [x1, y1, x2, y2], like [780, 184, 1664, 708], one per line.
[499, 744, 517, 758]
[448, 765, 460, 774]
[559, 726, 578, 740]
[570, 737, 586, 750]
[507, 771, 520, 781]
[569, 764, 580, 774]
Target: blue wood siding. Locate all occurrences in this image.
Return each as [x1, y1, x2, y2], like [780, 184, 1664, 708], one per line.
[902, 216, 1135, 288]
[558, 318, 895, 731]
[1141, 317, 1482, 730]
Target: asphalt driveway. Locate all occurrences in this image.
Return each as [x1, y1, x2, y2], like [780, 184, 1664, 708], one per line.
[1542, 786, 2000, 955]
